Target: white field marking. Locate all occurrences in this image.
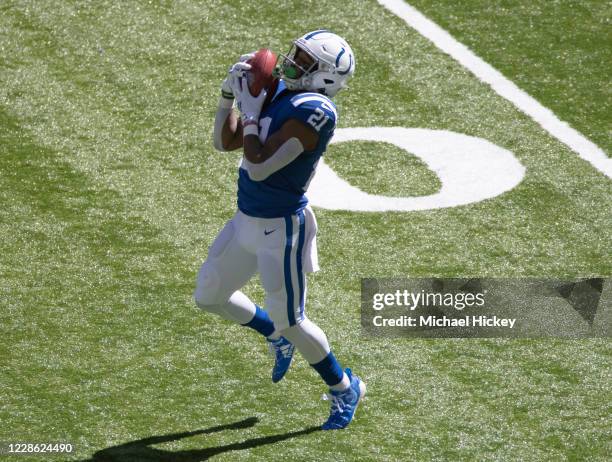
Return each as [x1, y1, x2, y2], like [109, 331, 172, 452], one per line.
[308, 127, 525, 211]
[377, 0, 612, 179]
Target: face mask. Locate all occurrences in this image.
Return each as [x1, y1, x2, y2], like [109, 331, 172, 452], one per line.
[278, 44, 316, 81]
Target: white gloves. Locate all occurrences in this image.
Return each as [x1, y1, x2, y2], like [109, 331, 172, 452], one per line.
[220, 52, 267, 137]
[220, 53, 254, 99]
[234, 76, 267, 129]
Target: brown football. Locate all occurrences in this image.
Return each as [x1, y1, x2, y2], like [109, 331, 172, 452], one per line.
[247, 48, 277, 97]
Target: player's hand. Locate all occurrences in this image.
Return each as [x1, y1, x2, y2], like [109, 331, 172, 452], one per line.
[234, 76, 267, 125]
[221, 52, 255, 99]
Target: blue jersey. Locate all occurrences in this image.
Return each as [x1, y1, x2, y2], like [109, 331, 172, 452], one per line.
[237, 80, 337, 218]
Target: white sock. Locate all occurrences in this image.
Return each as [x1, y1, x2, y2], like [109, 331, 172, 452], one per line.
[195, 290, 256, 324]
[227, 291, 257, 323]
[329, 373, 350, 392]
[279, 317, 331, 364]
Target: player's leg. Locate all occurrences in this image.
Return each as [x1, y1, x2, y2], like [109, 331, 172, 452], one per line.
[259, 209, 365, 427]
[193, 214, 275, 337]
[258, 210, 345, 380]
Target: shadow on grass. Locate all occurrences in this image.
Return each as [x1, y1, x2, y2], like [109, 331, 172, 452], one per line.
[79, 417, 321, 461]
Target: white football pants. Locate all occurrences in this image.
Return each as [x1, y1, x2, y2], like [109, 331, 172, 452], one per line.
[194, 207, 331, 363]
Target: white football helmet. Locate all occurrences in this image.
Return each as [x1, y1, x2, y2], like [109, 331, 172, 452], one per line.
[278, 30, 355, 98]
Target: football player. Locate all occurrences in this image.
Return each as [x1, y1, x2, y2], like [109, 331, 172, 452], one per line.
[194, 30, 365, 430]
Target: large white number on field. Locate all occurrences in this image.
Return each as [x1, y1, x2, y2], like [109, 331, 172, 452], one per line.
[308, 127, 525, 211]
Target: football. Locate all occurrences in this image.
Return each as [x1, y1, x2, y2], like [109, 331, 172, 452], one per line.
[247, 48, 277, 96]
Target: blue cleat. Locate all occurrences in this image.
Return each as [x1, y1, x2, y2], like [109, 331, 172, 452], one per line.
[267, 336, 295, 383]
[322, 368, 366, 430]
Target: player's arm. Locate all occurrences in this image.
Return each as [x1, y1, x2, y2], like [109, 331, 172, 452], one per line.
[212, 53, 254, 152]
[244, 118, 318, 163]
[232, 75, 321, 180]
[241, 118, 318, 181]
[213, 97, 243, 151]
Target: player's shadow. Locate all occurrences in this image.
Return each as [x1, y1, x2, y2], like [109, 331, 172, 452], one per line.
[79, 417, 321, 461]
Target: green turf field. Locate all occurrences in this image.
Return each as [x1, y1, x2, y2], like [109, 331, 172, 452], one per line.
[1, 1, 610, 461]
